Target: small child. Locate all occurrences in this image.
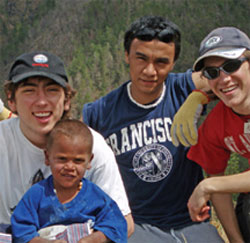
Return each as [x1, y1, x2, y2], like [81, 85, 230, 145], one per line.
[11, 119, 127, 243]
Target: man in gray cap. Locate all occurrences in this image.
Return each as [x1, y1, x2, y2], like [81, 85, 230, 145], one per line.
[0, 51, 133, 237]
[178, 27, 250, 243]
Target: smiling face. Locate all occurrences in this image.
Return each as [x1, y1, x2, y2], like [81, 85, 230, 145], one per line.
[8, 77, 70, 147]
[204, 56, 250, 114]
[45, 134, 93, 193]
[125, 38, 175, 104]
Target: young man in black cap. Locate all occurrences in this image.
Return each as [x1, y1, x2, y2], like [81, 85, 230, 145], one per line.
[180, 27, 250, 242]
[0, 51, 133, 237]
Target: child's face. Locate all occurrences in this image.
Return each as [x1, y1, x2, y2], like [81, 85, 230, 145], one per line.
[46, 134, 92, 192]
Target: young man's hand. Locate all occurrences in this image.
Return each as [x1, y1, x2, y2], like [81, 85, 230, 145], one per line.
[170, 90, 209, 147]
[187, 179, 211, 222]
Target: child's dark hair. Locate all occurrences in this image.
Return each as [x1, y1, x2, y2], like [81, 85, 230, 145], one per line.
[46, 119, 93, 152]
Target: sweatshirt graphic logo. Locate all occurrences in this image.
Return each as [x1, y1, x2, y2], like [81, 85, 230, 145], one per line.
[132, 144, 173, 182]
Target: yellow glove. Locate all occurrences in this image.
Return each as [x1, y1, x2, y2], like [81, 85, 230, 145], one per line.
[170, 90, 209, 147]
[0, 99, 13, 121]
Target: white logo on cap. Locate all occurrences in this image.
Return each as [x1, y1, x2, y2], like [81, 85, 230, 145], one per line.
[33, 54, 48, 63]
[205, 36, 222, 47]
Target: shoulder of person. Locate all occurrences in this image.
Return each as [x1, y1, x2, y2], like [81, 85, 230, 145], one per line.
[87, 127, 115, 167]
[89, 127, 107, 145]
[166, 69, 193, 83]
[92, 81, 129, 107]
[26, 178, 47, 195]
[0, 117, 19, 144]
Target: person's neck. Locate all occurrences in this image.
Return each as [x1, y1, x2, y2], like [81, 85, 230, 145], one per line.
[54, 181, 82, 204]
[231, 99, 250, 116]
[128, 82, 165, 106]
[31, 136, 47, 149]
[19, 123, 47, 149]
[232, 107, 250, 116]
[133, 94, 160, 105]
[56, 188, 78, 204]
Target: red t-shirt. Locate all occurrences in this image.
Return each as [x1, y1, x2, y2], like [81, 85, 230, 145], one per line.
[188, 101, 250, 174]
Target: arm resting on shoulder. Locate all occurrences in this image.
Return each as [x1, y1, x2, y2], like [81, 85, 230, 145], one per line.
[170, 71, 217, 147]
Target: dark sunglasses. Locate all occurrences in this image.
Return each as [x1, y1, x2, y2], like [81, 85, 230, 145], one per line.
[202, 57, 248, 80]
[136, 27, 176, 43]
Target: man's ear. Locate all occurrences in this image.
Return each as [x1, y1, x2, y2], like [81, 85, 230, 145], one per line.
[7, 93, 17, 113]
[125, 51, 129, 64]
[64, 97, 71, 112]
[44, 150, 50, 166]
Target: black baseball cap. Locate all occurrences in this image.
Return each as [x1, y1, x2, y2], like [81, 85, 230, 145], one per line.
[8, 51, 68, 87]
[193, 27, 250, 71]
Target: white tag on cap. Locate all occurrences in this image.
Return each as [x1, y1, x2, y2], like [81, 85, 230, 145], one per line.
[33, 54, 48, 63]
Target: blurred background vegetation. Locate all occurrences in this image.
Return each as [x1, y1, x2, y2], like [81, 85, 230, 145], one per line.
[0, 0, 249, 204]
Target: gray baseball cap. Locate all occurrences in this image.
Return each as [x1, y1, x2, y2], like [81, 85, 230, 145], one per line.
[8, 51, 68, 87]
[193, 27, 250, 71]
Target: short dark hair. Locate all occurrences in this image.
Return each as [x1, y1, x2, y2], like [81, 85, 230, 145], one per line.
[124, 16, 181, 61]
[46, 119, 93, 153]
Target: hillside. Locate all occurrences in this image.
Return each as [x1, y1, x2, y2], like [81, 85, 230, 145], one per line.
[0, 0, 249, 116]
[1, 1, 249, 239]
